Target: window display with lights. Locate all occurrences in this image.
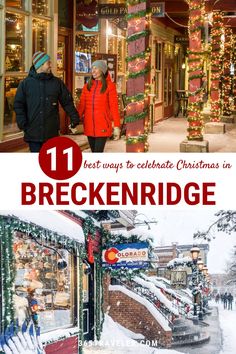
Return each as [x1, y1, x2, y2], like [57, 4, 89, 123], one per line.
[6, 0, 25, 10]
[13, 231, 74, 333]
[1, 0, 54, 142]
[32, 19, 48, 53]
[32, 0, 49, 16]
[5, 13, 25, 72]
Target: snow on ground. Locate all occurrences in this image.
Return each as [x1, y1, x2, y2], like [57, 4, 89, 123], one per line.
[84, 315, 184, 354]
[217, 301, 236, 354]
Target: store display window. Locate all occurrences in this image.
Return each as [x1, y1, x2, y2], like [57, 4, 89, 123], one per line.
[32, 19, 48, 53]
[6, 0, 25, 10]
[32, 0, 49, 16]
[4, 77, 22, 136]
[5, 13, 25, 72]
[13, 231, 74, 333]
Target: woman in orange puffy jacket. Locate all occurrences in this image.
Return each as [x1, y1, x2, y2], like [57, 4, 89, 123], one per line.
[77, 60, 121, 152]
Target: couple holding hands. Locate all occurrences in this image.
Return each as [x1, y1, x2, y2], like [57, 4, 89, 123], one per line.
[14, 51, 121, 153]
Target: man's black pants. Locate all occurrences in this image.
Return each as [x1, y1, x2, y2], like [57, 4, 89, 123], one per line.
[28, 142, 44, 153]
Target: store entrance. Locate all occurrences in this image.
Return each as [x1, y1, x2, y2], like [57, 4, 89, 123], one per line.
[57, 30, 73, 134]
[82, 263, 95, 341]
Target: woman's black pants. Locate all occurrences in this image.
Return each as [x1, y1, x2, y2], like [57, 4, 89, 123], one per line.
[87, 137, 107, 153]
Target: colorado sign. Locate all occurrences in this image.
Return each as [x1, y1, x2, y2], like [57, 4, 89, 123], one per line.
[102, 242, 149, 269]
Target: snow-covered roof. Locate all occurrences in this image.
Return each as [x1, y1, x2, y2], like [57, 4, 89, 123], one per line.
[70, 210, 101, 227]
[109, 285, 171, 331]
[167, 256, 192, 268]
[0, 210, 84, 243]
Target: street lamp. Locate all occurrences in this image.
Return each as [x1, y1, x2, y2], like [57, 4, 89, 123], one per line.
[190, 246, 200, 318]
[197, 259, 204, 271]
[190, 246, 200, 262]
[197, 259, 204, 321]
[202, 265, 208, 276]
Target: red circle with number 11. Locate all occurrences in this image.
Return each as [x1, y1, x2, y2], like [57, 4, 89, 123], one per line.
[39, 137, 82, 180]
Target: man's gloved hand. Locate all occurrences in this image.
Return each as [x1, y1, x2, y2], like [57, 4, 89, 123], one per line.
[113, 127, 120, 140]
[69, 124, 80, 134]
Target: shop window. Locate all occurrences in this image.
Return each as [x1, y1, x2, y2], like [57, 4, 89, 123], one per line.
[4, 77, 22, 136]
[6, 0, 25, 10]
[75, 33, 98, 55]
[155, 42, 162, 101]
[168, 68, 172, 105]
[32, 0, 49, 16]
[57, 40, 66, 82]
[13, 232, 74, 333]
[164, 67, 168, 106]
[156, 42, 162, 71]
[32, 19, 48, 54]
[5, 13, 25, 72]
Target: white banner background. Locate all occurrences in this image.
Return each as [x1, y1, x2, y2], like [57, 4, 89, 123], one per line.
[0, 152, 235, 210]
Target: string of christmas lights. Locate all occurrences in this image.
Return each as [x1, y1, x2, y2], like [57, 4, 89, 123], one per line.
[233, 35, 236, 111]
[222, 27, 233, 117]
[187, 0, 205, 141]
[210, 11, 224, 122]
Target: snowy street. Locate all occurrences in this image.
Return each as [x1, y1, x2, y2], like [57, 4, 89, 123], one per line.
[84, 303, 236, 354]
[218, 302, 236, 354]
[83, 315, 184, 354]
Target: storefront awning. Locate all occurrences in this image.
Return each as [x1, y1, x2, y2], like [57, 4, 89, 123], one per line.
[0, 210, 84, 244]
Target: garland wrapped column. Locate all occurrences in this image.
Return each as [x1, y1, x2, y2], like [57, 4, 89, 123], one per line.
[233, 35, 236, 111]
[125, 0, 151, 152]
[222, 27, 233, 117]
[210, 11, 224, 122]
[187, 0, 205, 141]
[0, 219, 15, 332]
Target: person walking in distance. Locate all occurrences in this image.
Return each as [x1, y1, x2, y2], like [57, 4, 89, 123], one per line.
[14, 52, 80, 152]
[77, 60, 120, 152]
[223, 292, 228, 309]
[227, 293, 233, 310]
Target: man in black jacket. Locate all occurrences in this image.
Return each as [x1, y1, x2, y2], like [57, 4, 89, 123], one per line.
[14, 51, 80, 152]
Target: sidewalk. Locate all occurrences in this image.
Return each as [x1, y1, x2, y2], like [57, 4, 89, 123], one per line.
[174, 306, 222, 354]
[68, 117, 236, 153]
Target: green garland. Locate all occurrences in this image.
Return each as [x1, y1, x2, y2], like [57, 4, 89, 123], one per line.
[128, 66, 150, 79]
[127, 0, 146, 5]
[95, 254, 104, 340]
[188, 73, 204, 80]
[127, 29, 150, 43]
[126, 134, 148, 144]
[189, 25, 204, 33]
[126, 49, 150, 62]
[82, 216, 96, 240]
[78, 257, 84, 354]
[125, 93, 145, 103]
[188, 86, 205, 96]
[125, 110, 148, 123]
[127, 9, 149, 20]
[0, 219, 15, 331]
